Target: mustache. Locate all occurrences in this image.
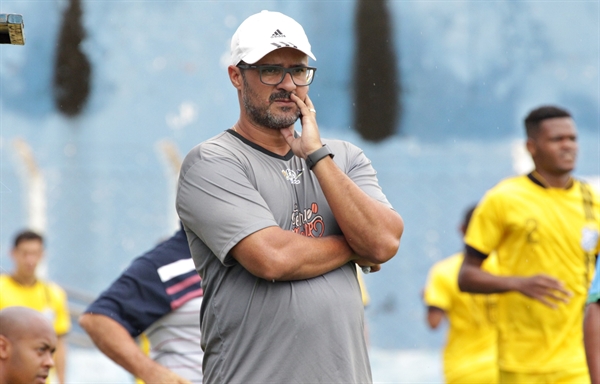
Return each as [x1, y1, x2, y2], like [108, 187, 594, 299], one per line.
[270, 91, 294, 102]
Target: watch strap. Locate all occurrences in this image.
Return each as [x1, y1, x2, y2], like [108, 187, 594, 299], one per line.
[306, 144, 334, 170]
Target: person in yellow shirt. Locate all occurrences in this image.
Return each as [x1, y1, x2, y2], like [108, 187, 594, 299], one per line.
[0, 230, 70, 384]
[459, 105, 599, 383]
[423, 205, 498, 384]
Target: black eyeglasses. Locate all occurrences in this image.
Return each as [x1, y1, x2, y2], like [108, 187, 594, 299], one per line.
[237, 65, 317, 86]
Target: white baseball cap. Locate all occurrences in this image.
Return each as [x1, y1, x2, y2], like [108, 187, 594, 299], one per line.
[230, 10, 316, 66]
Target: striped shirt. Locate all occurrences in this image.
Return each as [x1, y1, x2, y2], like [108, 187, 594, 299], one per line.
[85, 227, 203, 382]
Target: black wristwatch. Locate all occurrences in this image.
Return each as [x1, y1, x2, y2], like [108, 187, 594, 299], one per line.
[305, 144, 334, 170]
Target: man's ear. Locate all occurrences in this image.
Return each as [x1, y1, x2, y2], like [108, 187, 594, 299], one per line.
[228, 66, 243, 91]
[525, 137, 536, 158]
[0, 335, 11, 359]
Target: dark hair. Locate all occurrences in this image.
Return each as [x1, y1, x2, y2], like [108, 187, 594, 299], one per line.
[462, 205, 477, 232]
[13, 230, 44, 248]
[524, 105, 571, 138]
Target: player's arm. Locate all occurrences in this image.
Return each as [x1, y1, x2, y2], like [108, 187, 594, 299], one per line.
[421, 270, 451, 329]
[232, 229, 376, 281]
[54, 335, 66, 384]
[422, 268, 448, 330]
[52, 287, 71, 384]
[310, 152, 403, 263]
[281, 93, 403, 263]
[458, 246, 571, 308]
[585, 302, 600, 384]
[79, 313, 191, 384]
[426, 306, 445, 329]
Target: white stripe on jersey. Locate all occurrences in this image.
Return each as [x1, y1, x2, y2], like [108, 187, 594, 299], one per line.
[157, 258, 196, 282]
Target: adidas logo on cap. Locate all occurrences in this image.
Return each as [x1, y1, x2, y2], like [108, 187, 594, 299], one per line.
[271, 29, 286, 38]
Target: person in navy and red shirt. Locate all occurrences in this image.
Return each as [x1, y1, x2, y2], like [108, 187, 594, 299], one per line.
[80, 225, 203, 384]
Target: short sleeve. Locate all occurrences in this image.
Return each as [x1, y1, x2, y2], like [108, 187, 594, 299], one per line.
[84, 257, 172, 337]
[331, 140, 393, 209]
[464, 191, 505, 256]
[48, 283, 71, 336]
[423, 261, 452, 311]
[177, 155, 279, 264]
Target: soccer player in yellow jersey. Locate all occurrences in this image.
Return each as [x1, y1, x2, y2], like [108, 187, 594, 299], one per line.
[424, 205, 499, 384]
[0, 230, 70, 384]
[458, 105, 600, 383]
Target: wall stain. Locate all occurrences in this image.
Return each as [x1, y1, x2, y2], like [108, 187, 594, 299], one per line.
[53, 0, 91, 117]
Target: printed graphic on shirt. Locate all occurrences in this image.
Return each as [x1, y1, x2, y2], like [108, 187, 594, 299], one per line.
[525, 218, 539, 244]
[282, 168, 304, 185]
[291, 203, 325, 238]
[42, 307, 56, 323]
[582, 225, 599, 253]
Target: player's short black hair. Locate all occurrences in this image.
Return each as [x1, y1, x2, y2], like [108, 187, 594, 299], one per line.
[13, 230, 44, 248]
[524, 105, 571, 138]
[462, 205, 477, 232]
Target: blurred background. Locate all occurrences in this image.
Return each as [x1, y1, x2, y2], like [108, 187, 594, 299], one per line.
[1, 0, 598, 382]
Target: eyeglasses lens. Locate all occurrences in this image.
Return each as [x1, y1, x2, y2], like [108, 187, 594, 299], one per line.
[259, 67, 315, 86]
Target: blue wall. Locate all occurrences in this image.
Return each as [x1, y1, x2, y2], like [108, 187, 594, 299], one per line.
[1, 0, 598, 350]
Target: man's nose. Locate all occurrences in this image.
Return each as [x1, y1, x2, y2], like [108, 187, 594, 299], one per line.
[44, 353, 55, 368]
[562, 139, 577, 149]
[277, 72, 297, 91]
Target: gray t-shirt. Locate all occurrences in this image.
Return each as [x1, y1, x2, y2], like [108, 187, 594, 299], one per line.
[177, 130, 393, 384]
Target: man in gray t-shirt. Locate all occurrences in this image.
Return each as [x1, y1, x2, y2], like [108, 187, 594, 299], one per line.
[176, 10, 404, 384]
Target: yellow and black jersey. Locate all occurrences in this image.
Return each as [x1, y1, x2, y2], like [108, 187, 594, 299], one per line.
[424, 252, 498, 383]
[465, 172, 599, 373]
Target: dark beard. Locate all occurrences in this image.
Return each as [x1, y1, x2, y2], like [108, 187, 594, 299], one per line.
[242, 74, 300, 130]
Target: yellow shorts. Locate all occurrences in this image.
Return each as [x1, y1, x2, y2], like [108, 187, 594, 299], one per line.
[500, 367, 590, 384]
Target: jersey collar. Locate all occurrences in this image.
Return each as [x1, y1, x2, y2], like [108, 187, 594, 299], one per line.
[527, 171, 574, 190]
[228, 128, 295, 160]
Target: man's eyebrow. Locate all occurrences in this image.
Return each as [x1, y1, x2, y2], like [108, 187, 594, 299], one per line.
[550, 133, 577, 139]
[38, 342, 53, 351]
